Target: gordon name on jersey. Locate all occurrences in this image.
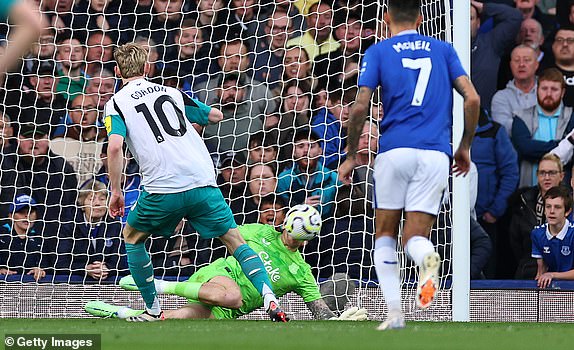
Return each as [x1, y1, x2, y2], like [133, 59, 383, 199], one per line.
[104, 78, 217, 194]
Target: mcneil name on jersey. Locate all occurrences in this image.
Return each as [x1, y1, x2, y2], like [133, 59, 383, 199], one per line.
[130, 85, 168, 100]
[392, 40, 431, 53]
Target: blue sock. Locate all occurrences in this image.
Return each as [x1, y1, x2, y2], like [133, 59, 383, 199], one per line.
[233, 244, 275, 297]
[125, 242, 158, 312]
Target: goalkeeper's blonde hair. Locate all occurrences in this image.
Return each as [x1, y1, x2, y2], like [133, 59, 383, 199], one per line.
[114, 43, 148, 79]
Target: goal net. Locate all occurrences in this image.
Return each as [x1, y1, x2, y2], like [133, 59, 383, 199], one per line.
[0, 0, 457, 321]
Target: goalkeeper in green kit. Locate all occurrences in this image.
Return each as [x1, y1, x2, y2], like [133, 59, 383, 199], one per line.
[85, 205, 367, 321]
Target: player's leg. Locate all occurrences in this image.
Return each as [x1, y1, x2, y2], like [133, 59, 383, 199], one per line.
[218, 229, 286, 321]
[373, 209, 405, 331]
[122, 190, 187, 321]
[403, 149, 449, 309]
[371, 149, 413, 330]
[163, 304, 214, 319]
[84, 300, 213, 320]
[186, 186, 286, 322]
[122, 223, 161, 321]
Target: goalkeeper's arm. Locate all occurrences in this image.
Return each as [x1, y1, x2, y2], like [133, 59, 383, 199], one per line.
[305, 299, 367, 321]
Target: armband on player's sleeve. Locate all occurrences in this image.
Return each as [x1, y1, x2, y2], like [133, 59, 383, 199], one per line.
[104, 114, 127, 138]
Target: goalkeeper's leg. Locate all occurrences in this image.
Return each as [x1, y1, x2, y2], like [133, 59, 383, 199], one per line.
[84, 301, 212, 319]
[219, 229, 288, 322]
[120, 275, 243, 309]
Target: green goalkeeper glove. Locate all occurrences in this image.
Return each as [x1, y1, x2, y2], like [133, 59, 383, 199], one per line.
[330, 306, 368, 321]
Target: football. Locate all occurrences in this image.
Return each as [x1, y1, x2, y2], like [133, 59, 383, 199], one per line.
[283, 204, 322, 240]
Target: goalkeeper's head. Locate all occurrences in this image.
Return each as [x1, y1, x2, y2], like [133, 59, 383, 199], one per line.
[113, 43, 150, 81]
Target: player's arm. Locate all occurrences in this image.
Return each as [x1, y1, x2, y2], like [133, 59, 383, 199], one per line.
[179, 90, 223, 126]
[305, 298, 337, 320]
[104, 105, 127, 218]
[107, 134, 124, 194]
[0, 0, 45, 74]
[452, 75, 480, 176]
[338, 87, 373, 184]
[346, 87, 373, 159]
[453, 75, 480, 150]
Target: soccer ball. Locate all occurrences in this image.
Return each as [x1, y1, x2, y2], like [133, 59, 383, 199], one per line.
[283, 204, 322, 240]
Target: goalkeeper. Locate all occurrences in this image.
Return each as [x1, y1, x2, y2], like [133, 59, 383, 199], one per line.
[85, 206, 367, 321]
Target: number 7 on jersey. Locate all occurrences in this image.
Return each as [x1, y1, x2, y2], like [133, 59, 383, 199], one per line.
[402, 57, 432, 107]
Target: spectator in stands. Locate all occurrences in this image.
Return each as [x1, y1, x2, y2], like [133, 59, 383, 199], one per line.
[86, 68, 116, 115]
[85, 31, 115, 77]
[497, 18, 546, 89]
[203, 72, 266, 154]
[277, 129, 339, 217]
[55, 35, 88, 102]
[217, 151, 247, 201]
[530, 185, 574, 287]
[194, 39, 277, 112]
[257, 194, 286, 227]
[472, 108, 519, 276]
[470, 217, 494, 279]
[279, 46, 316, 96]
[538, 0, 557, 15]
[192, 0, 230, 48]
[270, 0, 305, 36]
[55, 180, 126, 280]
[227, 0, 262, 51]
[253, 9, 294, 87]
[540, 27, 574, 107]
[42, 0, 74, 35]
[0, 112, 14, 155]
[514, 0, 557, 38]
[22, 27, 56, 76]
[231, 163, 278, 225]
[164, 20, 217, 92]
[0, 194, 47, 281]
[92, 142, 141, 225]
[0, 123, 77, 236]
[286, 1, 340, 61]
[311, 88, 355, 169]
[335, 119, 377, 219]
[248, 131, 278, 165]
[471, 1, 522, 109]
[2, 60, 67, 137]
[50, 94, 104, 184]
[512, 68, 574, 187]
[268, 81, 312, 170]
[70, 0, 131, 44]
[492, 45, 539, 135]
[314, 9, 363, 91]
[509, 153, 564, 279]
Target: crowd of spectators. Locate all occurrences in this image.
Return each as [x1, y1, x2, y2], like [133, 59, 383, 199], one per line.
[0, 0, 574, 284]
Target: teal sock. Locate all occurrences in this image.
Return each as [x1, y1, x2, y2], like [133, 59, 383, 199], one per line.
[125, 242, 158, 311]
[233, 244, 275, 297]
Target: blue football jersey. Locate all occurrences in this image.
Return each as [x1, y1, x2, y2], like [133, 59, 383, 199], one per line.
[358, 30, 467, 157]
[531, 221, 574, 273]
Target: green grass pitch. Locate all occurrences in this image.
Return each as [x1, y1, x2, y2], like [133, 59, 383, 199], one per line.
[0, 319, 573, 350]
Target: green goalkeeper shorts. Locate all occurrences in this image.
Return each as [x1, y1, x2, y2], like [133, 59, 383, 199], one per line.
[127, 186, 237, 239]
[184, 261, 241, 320]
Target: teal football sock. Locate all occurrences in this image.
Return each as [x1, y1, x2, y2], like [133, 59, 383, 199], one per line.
[233, 244, 275, 297]
[125, 242, 159, 312]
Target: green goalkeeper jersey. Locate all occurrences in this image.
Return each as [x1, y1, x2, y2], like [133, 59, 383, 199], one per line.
[196, 223, 321, 317]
